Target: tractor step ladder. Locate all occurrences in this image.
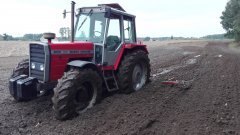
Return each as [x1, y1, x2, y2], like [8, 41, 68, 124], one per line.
[103, 70, 119, 91]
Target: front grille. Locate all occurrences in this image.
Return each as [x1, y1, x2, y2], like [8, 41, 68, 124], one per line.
[29, 44, 46, 81]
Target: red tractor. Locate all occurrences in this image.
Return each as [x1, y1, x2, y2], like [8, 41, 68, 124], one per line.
[9, 2, 150, 120]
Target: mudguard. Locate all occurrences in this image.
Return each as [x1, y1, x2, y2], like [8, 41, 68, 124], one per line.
[67, 60, 99, 71]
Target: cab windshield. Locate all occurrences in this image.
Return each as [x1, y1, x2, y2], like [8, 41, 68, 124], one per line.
[75, 13, 106, 44]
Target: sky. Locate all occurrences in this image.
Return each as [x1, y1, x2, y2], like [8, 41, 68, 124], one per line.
[0, 0, 229, 38]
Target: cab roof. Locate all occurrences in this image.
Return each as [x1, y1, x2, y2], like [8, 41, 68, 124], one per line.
[98, 3, 125, 12]
[78, 3, 135, 19]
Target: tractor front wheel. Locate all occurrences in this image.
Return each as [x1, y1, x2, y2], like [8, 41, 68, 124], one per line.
[11, 59, 29, 78]
[10, 59, 29, 101]
[52, 68, 102, 120]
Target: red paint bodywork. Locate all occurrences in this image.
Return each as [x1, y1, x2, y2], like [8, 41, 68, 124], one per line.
[48, 42, 147, 81]
[49, 42, 93, 80]
[113, 43, 148, 70]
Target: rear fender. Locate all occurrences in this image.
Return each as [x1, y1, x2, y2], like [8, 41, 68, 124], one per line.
[67, 60, 99, 72]
[124, 44, 148, 54]
[114, 44, 148, 70]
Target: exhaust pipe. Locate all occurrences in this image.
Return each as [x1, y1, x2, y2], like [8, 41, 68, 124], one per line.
[71, 1, 76, 42]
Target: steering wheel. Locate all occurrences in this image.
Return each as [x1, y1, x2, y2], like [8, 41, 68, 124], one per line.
[94, 31, 102, 37]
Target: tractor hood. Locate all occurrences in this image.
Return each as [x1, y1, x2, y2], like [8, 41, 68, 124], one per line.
[49, 41, 94, 56]
[48, 41, 94, 80]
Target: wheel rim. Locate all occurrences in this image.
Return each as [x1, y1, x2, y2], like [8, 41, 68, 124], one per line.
[75, 82, 94, 112]
[132, 63, 147, 91]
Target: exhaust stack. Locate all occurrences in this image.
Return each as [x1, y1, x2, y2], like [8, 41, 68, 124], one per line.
[71, 1, 76, 42]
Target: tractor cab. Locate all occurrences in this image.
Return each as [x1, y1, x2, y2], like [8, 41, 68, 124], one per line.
[74, 4, 137, 65]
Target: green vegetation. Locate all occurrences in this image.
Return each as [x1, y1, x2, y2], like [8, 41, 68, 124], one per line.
[138, 34, 232, 41]
[221, 0, 240, 41]
[139, 36, 199, 41]
[143, 37, 151, 41]
[201, 34, 226, 40]
[2, 33, 14, 41]
[0, 33, 43, 41]
[59, 27, 71, 41]
[22, 34, 43, 41]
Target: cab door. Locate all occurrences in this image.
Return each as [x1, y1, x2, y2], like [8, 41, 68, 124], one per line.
[103, 14, 123, 66]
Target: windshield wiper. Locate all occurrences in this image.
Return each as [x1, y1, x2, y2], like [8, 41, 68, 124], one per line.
[78, 9, 93, 31]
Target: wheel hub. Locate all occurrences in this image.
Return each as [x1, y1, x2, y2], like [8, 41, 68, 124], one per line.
[76, 87, 89, 102]
[75, 82, 94, 111]
[132, 64, 146, 91]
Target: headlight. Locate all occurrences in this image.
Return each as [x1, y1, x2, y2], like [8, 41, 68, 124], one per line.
[31, 62, 36, 69]
[40, 64, 44, 71]
[31, 62, 44, 71]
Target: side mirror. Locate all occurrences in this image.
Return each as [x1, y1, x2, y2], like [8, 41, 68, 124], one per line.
[63, 9, 67, 19]
[104, 43, 107, 48]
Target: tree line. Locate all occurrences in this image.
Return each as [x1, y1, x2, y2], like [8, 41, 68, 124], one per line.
[0, 27, 71, 41]
[0, 33, 43, 41]
[221, 0, 240, 41]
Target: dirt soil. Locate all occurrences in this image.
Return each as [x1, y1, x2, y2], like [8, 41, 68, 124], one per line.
[0, 40, 240, 135]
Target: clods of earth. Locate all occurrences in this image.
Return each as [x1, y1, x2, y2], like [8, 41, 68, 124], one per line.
[0, 40, 240, 134]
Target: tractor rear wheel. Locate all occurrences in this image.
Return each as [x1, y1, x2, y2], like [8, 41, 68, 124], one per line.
[10, 59, 29, 101]
[52, 68, 102, 120]
[117, 50, 150, 93]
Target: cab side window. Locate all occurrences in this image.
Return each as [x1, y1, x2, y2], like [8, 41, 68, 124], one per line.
[92, 20, 104, 43]
[123, 20, 133, 43]
[106, 18, 121, 51]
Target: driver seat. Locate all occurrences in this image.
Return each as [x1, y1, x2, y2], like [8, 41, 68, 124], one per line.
[106, 36, 121, 51]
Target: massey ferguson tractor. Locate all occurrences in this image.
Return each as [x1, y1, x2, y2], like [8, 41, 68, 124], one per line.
[9, 2, 150, 120]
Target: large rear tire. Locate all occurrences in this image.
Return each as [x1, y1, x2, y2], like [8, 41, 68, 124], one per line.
[117, 50, 150, 94]
[10, 59, 29, 101]
[52, 68, 102, 120]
